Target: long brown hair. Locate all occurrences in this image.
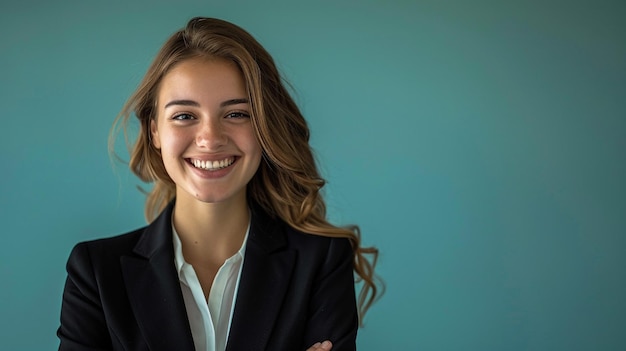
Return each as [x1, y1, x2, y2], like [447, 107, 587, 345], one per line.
[110, 17, 381, 322]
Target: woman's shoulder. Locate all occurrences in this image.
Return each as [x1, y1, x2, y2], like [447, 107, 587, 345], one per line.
[68, 226, 149, 262]
[250, 205, 353, 255]
[285, 225, 349, 244]
[281, 224, 354, 259]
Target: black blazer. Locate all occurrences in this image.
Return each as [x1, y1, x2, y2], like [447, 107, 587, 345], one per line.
[58, 201, 358, 350]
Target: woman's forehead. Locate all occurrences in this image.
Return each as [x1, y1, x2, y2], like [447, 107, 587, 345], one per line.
[157, 58, 247, 107]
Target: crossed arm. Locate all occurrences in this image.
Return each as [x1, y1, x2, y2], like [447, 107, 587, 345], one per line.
[308, 341, 333, 351]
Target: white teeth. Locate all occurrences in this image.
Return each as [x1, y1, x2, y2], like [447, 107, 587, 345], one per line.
[191, 157, 234, 171]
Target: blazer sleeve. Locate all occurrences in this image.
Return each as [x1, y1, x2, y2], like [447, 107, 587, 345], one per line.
[302, 238, 358, 351]
[58, 243, 113, 351]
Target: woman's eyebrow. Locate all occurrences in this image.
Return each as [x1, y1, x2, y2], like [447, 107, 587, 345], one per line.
[163, 98, 249, 109]
[164, 99, 200, 108]
[220, 98, 249, 107]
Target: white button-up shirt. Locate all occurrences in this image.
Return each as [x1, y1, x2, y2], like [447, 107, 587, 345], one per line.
[172, 223, 249, 351]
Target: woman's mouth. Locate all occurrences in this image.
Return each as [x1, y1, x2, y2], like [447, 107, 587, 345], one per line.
[189, 157, 235, 171]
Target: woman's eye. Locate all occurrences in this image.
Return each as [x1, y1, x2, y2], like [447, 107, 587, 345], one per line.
[172, 113, 194, 120]
[226, 112, 250, 119]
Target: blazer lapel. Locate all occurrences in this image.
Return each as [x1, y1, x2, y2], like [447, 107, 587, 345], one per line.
[121, 202, 195, 351]
[226, 206, 296, 351]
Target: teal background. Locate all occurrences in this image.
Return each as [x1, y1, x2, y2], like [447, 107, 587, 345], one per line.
[1, 0, 624, 350]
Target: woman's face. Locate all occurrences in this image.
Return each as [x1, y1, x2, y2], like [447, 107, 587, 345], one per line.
[151, 57, 262, 206]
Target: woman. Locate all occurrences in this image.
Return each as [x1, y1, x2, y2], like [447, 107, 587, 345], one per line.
[58, 17, 380, 351]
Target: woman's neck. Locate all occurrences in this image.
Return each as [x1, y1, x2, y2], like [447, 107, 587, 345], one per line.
[172, 191, 250, 266]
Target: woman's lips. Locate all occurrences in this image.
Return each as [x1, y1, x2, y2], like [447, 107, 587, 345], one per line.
[188, 157, 235, 171]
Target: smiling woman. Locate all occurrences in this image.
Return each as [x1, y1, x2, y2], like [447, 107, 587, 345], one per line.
[152, 58, 262, 206]
[57, 17, 381, 351]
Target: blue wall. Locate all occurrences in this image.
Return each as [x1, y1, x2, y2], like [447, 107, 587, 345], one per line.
[1, 1, 624, 350]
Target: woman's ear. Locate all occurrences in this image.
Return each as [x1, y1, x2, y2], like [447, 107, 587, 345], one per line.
[150, 120, 161, 149]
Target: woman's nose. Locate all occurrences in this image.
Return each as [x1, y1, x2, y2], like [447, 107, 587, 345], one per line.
[196, 119, 226, 149]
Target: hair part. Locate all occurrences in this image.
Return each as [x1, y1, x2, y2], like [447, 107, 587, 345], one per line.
[109, 17, 382, 323]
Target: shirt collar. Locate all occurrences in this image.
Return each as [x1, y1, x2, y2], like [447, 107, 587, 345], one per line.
[171, 216, 250, 275]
